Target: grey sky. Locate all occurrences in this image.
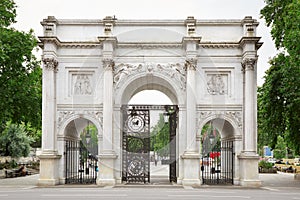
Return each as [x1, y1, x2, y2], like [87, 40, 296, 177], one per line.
[13, 0, 277, 103]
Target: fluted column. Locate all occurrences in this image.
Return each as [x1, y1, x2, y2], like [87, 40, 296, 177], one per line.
[38, 56, 61, 186]
[181, 25, 201, 185]
[102, 58, 115, 152]
[242, 58, 257, 153]
[97, 32, 118, 185]
[185, 58, 197, 152]
[41, 57, 58, 152]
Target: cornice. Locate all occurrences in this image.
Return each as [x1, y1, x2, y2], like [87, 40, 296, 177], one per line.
[38, 36, 61, 48]
[239, 37, 262, 50]
[38, 37, 101, 49]
[200, 42, 240, 49]
[48, 18, 246, 26]
[57, 104, 103, 109]
[196, 104, 242, 110]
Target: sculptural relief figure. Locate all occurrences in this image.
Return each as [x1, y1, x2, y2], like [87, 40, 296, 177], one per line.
[74, 75, 92, 95]
[114, 63, 142, 87]
[170, 63, 186, 90]
[207, 74, 226, 95]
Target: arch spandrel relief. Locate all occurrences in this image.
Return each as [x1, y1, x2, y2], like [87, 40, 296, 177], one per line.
[113, 63, 186, 90]
[57, 110, 103, 131]
[197, 110, 243, 131]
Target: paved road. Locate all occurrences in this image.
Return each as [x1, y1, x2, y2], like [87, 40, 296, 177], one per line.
[0, 171, 300, 200]
[0, 185, 300, 200]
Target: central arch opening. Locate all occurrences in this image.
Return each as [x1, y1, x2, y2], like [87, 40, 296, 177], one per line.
[122, 90, 178, 184]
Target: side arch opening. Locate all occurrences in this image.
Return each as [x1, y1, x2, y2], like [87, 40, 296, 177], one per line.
[200, 118, 235, 185]
[63, 118, 99, 184]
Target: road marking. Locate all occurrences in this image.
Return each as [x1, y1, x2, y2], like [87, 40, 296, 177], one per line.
[261, 187, 280, 191]
[168, 194, 250, 198]
[42, 194, 127, 197]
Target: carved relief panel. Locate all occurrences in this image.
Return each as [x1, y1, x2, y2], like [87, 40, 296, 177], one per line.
[69, 71, 95, 96]
[205, 71, 231, 96]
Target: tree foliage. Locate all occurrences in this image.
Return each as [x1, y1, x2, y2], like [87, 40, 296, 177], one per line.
[0, 121, 33, 158]
[0, 0, 42, 133]
[150, 113, 170, 157]
[259, 0, 300, 154]
[273, 135, 287, 159]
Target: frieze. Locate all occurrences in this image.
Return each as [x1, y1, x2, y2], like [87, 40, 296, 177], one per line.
[198, 110, 242, 129]
[113, 63, 186, 90]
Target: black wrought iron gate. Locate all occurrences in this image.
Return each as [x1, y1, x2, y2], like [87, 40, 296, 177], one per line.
[166, 105, 178, 183]
[122, 105, 178, 183]
[201, 140, 234, 185]
[65, 140, 98, 184]
[122, 106, 150, 183]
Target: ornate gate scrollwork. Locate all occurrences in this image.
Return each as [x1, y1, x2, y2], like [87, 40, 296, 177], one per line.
[122, 105, 178, 184]
[122, 106, 150, 183]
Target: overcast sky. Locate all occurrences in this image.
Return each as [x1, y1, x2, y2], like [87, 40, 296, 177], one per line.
[13, 0, 277, 104]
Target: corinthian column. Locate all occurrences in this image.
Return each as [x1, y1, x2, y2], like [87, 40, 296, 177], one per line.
[238, 56, 261, 187]
[185, 58, 197, 152]
[102, 58, 115, 152]
[38, 57, 61, 186]
[242, 58, 257, 154]
[97, 58, 117, 186]
[41, 57, 58, 152]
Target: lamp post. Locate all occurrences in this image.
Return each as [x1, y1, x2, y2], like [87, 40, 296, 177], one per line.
[85, 121, 91, 175]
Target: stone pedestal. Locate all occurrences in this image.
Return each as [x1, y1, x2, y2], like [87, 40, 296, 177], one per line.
[238, 153, 261, 187]
[38, 152, 61, 186]
[96, 152, 118, 186]
[181, 152, 201, 186]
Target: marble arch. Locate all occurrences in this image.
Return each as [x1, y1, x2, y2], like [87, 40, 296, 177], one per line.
[38, 16, 262, 187]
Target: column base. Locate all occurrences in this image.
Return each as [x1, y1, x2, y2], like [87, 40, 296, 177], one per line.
[38, 151, 61, 186]
[181, 151, 201, 187]
[238, 152, 261, 187]
[97, 178, 116, 186]
[97, 151, 118, 186]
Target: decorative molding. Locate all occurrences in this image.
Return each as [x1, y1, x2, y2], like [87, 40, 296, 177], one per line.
[57, 110, 103, 129]
[207, 74, 227, 95]
[102, 58, 115, 71]
[184, 58, 197, 70]
[113, 63, 186, 90]
[42, 57, 58, 72]
[198, 110, 242, 129]
[200, 43, 239, 49]
[242, 58, 257, 71]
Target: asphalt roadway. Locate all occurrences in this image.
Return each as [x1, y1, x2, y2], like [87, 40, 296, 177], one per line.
[0, 172, 300, 200]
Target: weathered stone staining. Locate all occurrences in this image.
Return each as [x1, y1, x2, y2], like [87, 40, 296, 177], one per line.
[38, 15, 262, 187]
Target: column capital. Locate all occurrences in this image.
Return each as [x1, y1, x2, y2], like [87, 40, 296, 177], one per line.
[184, 58, 197, 71]
[102, 58, 115, 71]
[242, 58, 256, 72]
[42, 57, 58, 72]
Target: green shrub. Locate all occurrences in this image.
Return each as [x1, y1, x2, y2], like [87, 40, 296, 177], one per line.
[259, 160, 273, 169]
